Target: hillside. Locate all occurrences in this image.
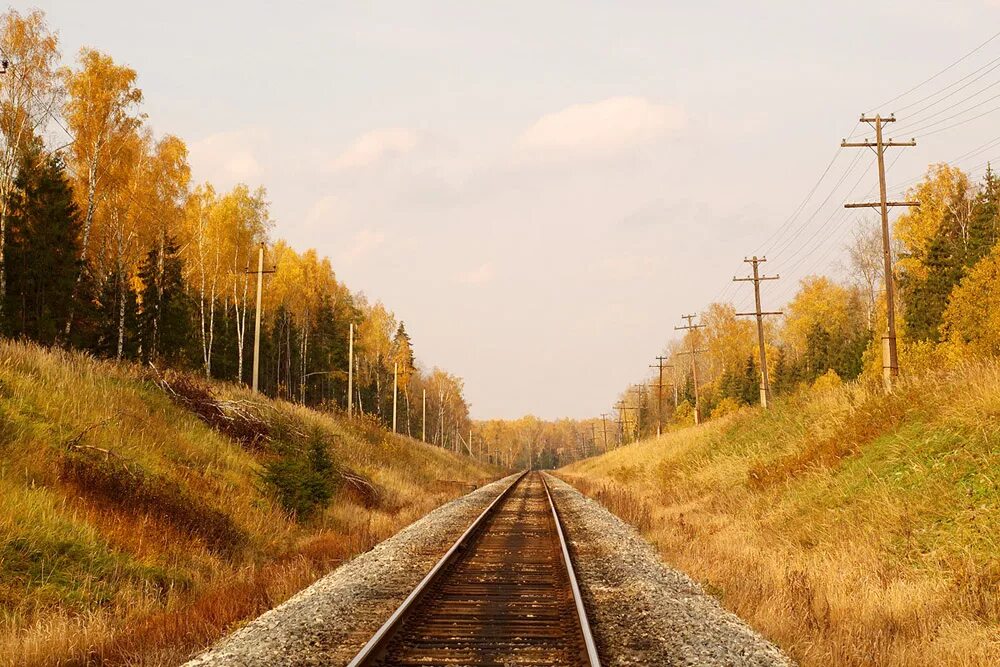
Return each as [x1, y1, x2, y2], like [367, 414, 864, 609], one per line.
[559, 365, 999, 667]
[0, 341, 496, 666]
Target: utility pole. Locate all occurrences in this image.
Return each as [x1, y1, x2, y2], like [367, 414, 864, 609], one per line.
[422, 389, 427, 442]
[734, 256, 782, 408]
[347, 323, 354, 416]
[614, 400, 631, 445]
[842, 114, 918, 392]
[613, 402, 625, 446]
[246, 244, 276, 393]
[630, 385, 644, 441]
[600, 413, 609, 452]
[648, 356, 672, 436]
[675, 314, 707, 424]
[392, 362, 398, 434]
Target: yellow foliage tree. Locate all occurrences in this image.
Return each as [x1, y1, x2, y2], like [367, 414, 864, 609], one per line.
[0, 8, 61, 312]
[940, 244, 1000, 357]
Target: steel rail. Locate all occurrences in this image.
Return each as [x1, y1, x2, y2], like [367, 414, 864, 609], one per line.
[344, 471, 528, 667]
[542, 472, 602, 667]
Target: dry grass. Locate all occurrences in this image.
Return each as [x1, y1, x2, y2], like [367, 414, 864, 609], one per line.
[0, 341, 497, 666]
[560, 362, 1000, 667]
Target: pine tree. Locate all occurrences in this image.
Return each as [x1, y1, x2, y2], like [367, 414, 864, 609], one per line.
[94, 270, 138, 359]
[968, 164, 1000, 266]
[138, 236, 190, 364]
[903, 231, 964, 343]
[3, 148, 83, 344]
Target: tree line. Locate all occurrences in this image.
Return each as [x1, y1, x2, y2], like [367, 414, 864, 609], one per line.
[0, 9, 472, 445]
[610, 161, 1000, 443]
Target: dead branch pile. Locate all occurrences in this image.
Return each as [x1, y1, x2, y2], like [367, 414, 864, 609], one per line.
[151, 366, 272, 451]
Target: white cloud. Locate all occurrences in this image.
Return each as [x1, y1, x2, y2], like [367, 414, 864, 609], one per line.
[340, 228, 386, 263]
[332, 127, 422, 169]
[516, 96, 686, 158]
[457, 262, 495, 285]
[189, 127, 268, 185]
[304, 195, 344, 228]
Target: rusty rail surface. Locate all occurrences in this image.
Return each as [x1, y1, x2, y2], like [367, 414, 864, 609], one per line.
[346, 471, 600, 666]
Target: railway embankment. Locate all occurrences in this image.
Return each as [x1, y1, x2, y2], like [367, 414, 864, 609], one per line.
[558, 363, 1000, 667]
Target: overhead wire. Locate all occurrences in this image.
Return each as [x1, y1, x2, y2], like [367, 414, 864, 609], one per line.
[866, 28, 1000, 111]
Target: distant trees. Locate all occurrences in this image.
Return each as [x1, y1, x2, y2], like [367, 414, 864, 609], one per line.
[613, 161, 1000, 439]
[0, 8, 474, 440]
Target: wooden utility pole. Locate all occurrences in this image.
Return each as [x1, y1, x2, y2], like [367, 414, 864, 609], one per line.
[734, 256, 782, 408]
[842, 114, 918, 392]
[247, 244, 276, 393]
[675, 314, 707, 424]
[422, 389, 427, 442]
[347, 323, 354, 416]
[614, 401, 627, 445]
[392, 362, 398, 433]
[600, 412, 609, 452]
[630, 386, 644, 440]
[648, 356, 672, 436]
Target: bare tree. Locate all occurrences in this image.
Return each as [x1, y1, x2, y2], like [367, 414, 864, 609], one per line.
[846, 217, 884, 329]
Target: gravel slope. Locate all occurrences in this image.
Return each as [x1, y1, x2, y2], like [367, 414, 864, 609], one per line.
[184, 474, 519, 667]
[545, 473, 794, 666]
[186, 472, 792, 666]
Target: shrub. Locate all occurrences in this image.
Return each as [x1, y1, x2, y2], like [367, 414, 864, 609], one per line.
[263, 433, 337, 520]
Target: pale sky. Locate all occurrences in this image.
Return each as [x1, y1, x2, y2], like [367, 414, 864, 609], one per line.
[32, 1, 1000, 418]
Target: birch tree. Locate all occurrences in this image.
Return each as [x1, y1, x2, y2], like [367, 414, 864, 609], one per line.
[0, 9, 61, 321]
[63, 48, 143, 335]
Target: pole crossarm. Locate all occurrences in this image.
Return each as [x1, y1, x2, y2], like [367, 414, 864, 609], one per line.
[844, 201, 920, 208]
[840, 140, 916, 148]
[735, 311, 783, 317]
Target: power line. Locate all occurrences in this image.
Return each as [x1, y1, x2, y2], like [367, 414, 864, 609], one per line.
[894, 54, 1000, 114]
[896, 89, 1000, 136]
[867, 28, 1000, 111]
[894, 76, 1000, 133]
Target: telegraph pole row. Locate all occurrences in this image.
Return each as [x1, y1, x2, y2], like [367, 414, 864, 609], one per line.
[733, 256, 782, 408]
[842, 114, 918, 392]
[674, 314, 707, 424]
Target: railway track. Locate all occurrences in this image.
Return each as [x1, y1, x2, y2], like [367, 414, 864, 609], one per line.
[347, 471, 600, 667]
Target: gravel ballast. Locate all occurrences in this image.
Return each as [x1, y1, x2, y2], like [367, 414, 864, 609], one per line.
[545, 473, 793, 666]
[187, 472, 793, 666]
[184, 474, 519, 667]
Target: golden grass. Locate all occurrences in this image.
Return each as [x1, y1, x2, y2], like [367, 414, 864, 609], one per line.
[560, 362, 1000, 667]
[0, 341, 497, 666]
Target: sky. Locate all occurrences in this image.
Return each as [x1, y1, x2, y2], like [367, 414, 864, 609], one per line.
[27, 1, 1000, 419]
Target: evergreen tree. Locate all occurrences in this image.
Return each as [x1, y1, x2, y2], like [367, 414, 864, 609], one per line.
[138, 236, 190, 364]
[903, 231, 964, 343]
[93, 271, 138, 360]
[741, 356, 759, 406]
[967, 164, 1000, 266]
[3, 149, 82, 344]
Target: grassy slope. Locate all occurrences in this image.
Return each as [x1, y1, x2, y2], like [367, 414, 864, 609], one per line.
[560, 364, 999, 667]
[0, 341, 496, 666]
